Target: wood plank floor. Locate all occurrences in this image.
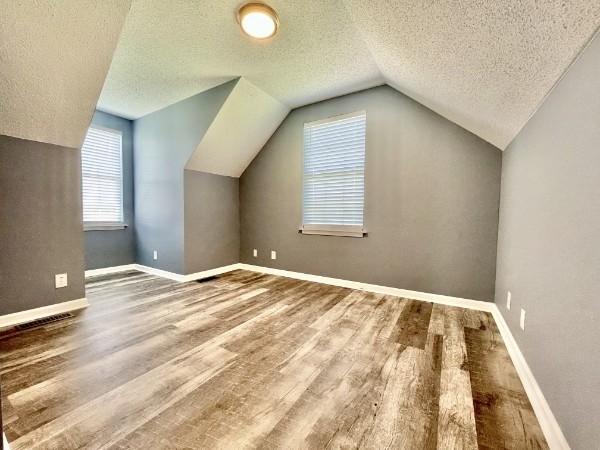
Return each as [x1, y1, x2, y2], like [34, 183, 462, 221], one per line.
[0, 270, 548, 449]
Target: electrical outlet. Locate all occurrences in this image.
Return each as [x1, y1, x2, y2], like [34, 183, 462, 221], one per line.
[55, 273, 68, 289]
[506, 291, 512, 310]
[153, 250, 158, 260]
[253, 249, 258, 258]
[271, 250, 277, 260]
[520, 309, 526, 330]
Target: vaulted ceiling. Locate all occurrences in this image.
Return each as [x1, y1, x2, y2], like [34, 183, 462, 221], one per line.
[97, 0, 382, 121]
[344, 0, 600, 149]
[2, 1, 598, 152]
[98, 0, 600, 150]
[0, 0, 132, 148]
[186, 78, 290, 177]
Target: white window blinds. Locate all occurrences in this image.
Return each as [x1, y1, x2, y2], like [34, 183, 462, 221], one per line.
[81, 126, 123, 224]
[302, 111, 366, 237]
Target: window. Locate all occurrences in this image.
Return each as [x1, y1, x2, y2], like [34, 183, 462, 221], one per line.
[302, 111, 366, 237]
[81, 126, 124, 229]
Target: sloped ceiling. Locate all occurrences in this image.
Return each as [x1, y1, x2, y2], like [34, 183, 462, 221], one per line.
[98, 0, 600, 150]
[186, 78, 290, 177]
[343, 0, 600, 149]
[0, 0, 132, 149]
[97, 0, 382, 120]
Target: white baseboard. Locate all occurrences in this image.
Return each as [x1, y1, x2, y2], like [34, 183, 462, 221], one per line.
[3, 432, 9, 450]
[177, 264, 243, 282]
[131, 264, 186, 282]
[85, 264, 137, 278]
[79, 261, 567, 448]
[84, 263, 243, 283]
[239, 263, 495, 312]
[0, 297, 89, 329]
[133, 263, 243, 283]
[84, 262, 494, 311]
[491, 306, 570, 450]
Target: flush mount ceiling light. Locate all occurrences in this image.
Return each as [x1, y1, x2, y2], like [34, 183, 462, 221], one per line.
[237, 3, 279, 40]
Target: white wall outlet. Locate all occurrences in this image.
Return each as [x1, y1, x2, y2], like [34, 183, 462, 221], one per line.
[506, 291, 512, 310]
[55, 273, 68, 289]
[271, 250, 277, 260]
[520, 308, 526, 330]
[253, 249, 258, 258]
[153, 250, 158, 260]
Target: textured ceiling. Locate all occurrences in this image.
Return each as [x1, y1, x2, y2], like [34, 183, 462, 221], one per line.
[186, 78, 290, 177]
[97, 0, 383, 119]
[0, 0, 132, 148]
[98, 0, 600, 149]
[343, 0, 600, 149]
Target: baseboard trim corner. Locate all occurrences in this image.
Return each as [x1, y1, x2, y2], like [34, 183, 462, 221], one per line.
[133, 263, 243, 283]
[131, 264, 187, 282]
[238, 264, 494, 312]
[85, 264, 137, 278]
[177, 264, 242, 282]
[0, 297, 89, 329]
[3, 432, 9, 450]
[491, 305, 571, 450]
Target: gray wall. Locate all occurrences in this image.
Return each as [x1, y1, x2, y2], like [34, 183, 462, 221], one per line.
[240, 85, 502, 301]
[184, 170, 239, 273]
[0, 135, 85, 315]
[84, 110, 135, 270]
[133, 80, 235, 273]
[495, 34, 600, 449]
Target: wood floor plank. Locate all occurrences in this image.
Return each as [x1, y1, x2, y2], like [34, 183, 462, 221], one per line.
[465, 326, 548, 450]
[389, 299, 433, 349]
[428, 303, 446, 336]
[0, 270, 548, 449]
[437, 305, 479, 450]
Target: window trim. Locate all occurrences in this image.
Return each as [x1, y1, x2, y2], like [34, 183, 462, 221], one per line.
[81, 125, 125, 231]
[300, 110, 367, 238]
[299, 224, 366, 238]
[83, 222, 128, 232]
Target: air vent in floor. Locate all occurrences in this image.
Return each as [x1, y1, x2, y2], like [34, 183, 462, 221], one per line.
[196, 276, 218, 283]
[15, 312, 74, 331]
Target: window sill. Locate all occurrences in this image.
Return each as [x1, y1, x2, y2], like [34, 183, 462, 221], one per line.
[84, 223, 128, 231]
[299, 226, 367, 238]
